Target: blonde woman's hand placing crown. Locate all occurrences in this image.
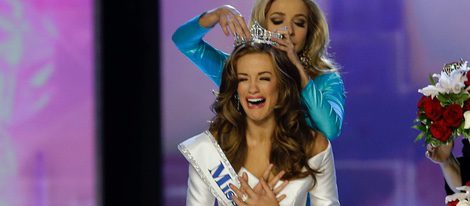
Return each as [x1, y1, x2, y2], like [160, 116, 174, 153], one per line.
[272, 28, 310, 88]
[199, 5, 251, 40]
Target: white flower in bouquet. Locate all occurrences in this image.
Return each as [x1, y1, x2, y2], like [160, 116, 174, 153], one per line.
[446, 185, 470, 205]
[418, 84, 445, 98]
[435, 70, 467, 94]
[457, 200, 470, 206]
[464, 111, 470, 129]
[461, 61, 469, 72]
[418, 72, 467, 98]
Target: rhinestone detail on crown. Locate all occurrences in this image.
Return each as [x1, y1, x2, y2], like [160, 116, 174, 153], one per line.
[234, 21, 284, 47]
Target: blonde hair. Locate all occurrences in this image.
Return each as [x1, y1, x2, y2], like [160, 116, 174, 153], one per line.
[249, 0, 338, 76]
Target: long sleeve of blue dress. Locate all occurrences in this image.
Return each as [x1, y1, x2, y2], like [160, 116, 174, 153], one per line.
[172, 14, 345, 140]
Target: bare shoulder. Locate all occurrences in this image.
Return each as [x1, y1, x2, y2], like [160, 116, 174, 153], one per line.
[309, 130, 329, 156]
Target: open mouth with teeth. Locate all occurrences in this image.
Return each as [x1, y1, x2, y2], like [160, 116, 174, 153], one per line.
[247, 98, 266, 108]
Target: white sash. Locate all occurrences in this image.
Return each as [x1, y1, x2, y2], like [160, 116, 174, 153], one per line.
[178, 131, 240, 206]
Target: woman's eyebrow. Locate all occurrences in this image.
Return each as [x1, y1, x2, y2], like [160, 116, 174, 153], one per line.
[270, 12, 285, 16]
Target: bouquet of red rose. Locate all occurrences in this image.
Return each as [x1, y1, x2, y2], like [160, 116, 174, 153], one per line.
[414, 60, 470, 146]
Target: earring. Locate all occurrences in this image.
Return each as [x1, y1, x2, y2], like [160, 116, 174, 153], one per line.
[234, 94, 240, 111]
[299, 50, 313, 70]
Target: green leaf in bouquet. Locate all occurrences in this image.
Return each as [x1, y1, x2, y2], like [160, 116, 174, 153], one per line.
[453, 92, 470, 106]
[412, 124, 427, 132]
[414, 132, 425, 142]
[428, 74, 436, 85]
[418, 115, 428, 122]
[425, 133, 434, 143]
[416, 117, 431, 127]
[459, 120, 465, 128]
[462, 129, 470, 138]
[456, 122, 466, 135]
[427, 137, 445, 147]
[436, 94, 452, 106]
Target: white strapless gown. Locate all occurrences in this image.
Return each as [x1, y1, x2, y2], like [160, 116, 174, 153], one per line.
[185, 141, 340, 206]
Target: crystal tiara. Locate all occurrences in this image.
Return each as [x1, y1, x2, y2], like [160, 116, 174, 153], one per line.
[234, 21, 284, 47]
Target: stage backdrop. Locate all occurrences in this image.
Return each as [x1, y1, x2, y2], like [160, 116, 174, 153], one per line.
[162, 0, 470, 205]
[0, 0, 95, 205]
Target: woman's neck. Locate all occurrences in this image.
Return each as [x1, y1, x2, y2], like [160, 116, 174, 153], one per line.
[245, 117, 276, 146]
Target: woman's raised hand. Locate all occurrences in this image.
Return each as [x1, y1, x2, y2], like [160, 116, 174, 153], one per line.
[271, 28, 309, 87]
[199, 5, 251, 40]
[271, 28, 301, 65]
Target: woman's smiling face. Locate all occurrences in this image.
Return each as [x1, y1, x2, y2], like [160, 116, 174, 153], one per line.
[236, 52, 279, 123]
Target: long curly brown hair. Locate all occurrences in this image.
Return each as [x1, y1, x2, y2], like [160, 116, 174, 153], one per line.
[209, 43, 319, 184]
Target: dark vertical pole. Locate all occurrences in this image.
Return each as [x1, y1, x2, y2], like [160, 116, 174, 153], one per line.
[97, 0, 161, 205]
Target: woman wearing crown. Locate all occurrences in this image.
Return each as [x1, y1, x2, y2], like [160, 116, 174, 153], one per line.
[172, 0, 345, 141]
[178, 27, 340, 205]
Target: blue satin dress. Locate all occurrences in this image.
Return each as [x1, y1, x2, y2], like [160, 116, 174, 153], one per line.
[172, 14, 346, 140]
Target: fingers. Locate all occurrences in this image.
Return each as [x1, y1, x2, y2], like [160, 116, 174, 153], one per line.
[218, 13, 240, 37]
[277, 194, 287, 202]
[217, 7, 249, 39]
[253, 164, 273, 193]
[234, 15, 251, 39]
[227, 15, 249, 41]
[443, 141, 455, 150]
[225, 14, 238, 36]
[262, 164, 273, 181]
[260, 177, 288, 203]
[229, 183, 248, 206]
[273, 26, 289, 36]
[239, 175, 257, 198]
[425, 144, 438, 160]
[260, 179, 275, 198]
[272, 30, 294, 53]
[425, 149, 437, 162]
[273, 180, 289, 195]
[425, 149, 432, 157]
[272, 40, 289, 51]
[425, 142, 454, 163]
[255, 164, 273, 194]
[272, 38, 291, 54]
[261, 178, 288, 203]
[229, 183, 244, 198]
[274, 29, 291, 43]
[218, 15, 230, 36]
[253, 182, 263, 194]
[426, 144, 435, 152]
[232, 195, 248, 206]
[225, 6, 249, 39]
[241, 171, 249, 182]
[269, 170, 285, 188]
[271, 35, 288, 46]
